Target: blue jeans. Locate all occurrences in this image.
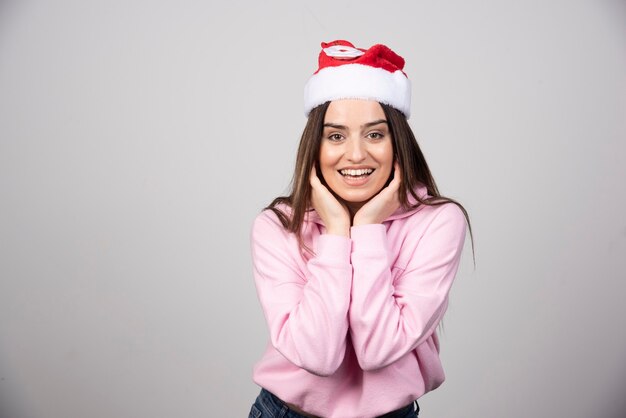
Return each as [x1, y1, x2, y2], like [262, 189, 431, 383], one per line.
[248, 388, 419, 418]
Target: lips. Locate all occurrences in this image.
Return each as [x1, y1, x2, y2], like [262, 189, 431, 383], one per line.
[336, 167, 375, 187]
[339, 168, 374, 178]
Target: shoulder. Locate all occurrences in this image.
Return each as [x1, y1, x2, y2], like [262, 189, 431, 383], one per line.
[417, 202, 468, 250]
[250, 207, 305, 266]
[397, 200, 465, 225]
[419, 201, 466, 235]
[390, 202, 467, 267]
[429, 201, 466, 226]
[391, 201, 467, 246]
[252, 206, 287, 232]
[251, 203, 297, 241]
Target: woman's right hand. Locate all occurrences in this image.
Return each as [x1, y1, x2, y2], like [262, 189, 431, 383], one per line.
[310, 166, 351, 236]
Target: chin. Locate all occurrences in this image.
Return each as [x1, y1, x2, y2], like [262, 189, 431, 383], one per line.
[336, 187, 380, 204]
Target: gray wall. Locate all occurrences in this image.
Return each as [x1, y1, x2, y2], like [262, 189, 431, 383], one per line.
[1, 1, 625, 417]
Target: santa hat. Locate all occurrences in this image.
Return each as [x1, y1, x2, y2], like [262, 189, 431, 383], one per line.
[303, 40, 412, 118]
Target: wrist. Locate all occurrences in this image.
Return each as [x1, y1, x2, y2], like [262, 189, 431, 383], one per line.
[326, 225, 350, 237]
[353, 216, 378, 226]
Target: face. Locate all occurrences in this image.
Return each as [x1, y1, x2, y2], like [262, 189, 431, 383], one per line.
[319, 99, 394, 212]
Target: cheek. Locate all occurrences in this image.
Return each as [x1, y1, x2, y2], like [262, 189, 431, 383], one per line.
[319, 145, 341, 168]
[318, 148, 334, 183]
[375, 143, 394, 168]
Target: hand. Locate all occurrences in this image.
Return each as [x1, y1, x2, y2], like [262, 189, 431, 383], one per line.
[353, 162, 402, 226]
[310, 166, 351, 236]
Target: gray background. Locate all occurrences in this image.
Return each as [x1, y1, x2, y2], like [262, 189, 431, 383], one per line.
[1, 1, 625, 417]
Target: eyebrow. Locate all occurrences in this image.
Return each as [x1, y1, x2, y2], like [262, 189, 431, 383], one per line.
[323, 119, 388, 130]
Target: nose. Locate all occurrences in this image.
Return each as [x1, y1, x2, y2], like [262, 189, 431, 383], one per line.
[346, 138, 366, 163]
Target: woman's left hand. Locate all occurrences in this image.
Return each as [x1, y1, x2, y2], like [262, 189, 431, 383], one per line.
[353, 162, 402, 226]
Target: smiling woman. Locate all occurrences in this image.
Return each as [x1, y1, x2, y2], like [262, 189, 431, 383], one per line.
[249, 40, 475, 418]
[319, 100, 394, 217]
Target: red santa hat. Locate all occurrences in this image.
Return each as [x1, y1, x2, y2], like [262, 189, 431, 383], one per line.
[303, 40, 412, 118]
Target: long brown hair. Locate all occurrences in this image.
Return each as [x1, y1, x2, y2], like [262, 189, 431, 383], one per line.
[266, 101, 475, 266]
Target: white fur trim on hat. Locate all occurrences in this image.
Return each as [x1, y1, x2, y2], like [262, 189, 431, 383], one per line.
[303, 64, 412, 118]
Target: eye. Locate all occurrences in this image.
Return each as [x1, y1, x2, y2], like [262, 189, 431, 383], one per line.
[327, 133, 344, 142]
[367, 132, 384, 140]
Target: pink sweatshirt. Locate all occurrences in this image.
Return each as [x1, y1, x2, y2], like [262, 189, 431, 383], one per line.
[251, 185, 467, 418]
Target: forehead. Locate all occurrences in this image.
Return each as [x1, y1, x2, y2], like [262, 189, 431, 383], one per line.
[324, 99, 385, 124]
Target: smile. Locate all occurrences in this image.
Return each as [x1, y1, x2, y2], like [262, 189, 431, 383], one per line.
[339, 168, 374, 178]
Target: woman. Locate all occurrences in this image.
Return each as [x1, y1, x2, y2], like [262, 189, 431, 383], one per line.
[249, 40, 475, 418]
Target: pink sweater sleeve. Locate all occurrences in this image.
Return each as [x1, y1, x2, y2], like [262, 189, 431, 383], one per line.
[348, 203, 467, 371]
[251, 211, 353, 376]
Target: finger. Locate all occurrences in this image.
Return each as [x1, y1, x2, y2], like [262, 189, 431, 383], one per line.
[394, 162, 401, 180]
[387, 162, 402, 189]
[310, 166, 320, 186]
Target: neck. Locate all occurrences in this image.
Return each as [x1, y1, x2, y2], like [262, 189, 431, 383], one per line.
[345, 201, 363, 223]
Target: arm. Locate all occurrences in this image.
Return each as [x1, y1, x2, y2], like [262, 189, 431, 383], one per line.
[348, 203, 467, 371]
[251, 211, 353, 376]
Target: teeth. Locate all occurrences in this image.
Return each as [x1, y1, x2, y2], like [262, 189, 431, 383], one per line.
[340, 168, 374, 176]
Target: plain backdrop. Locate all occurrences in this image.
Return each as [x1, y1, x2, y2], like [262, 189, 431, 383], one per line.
[1, 1, 625, 417]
